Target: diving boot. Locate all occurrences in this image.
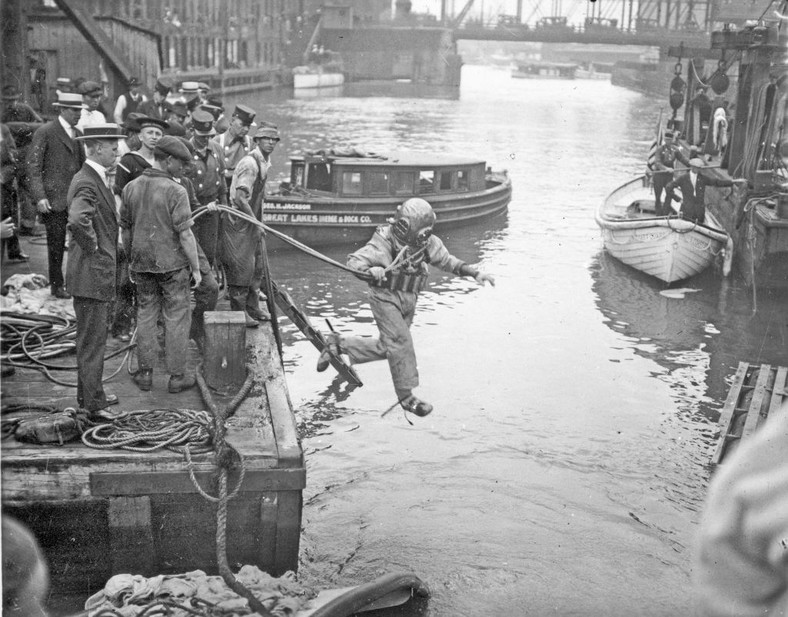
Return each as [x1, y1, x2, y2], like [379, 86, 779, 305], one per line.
[133, 369, 153, 392]
[316, 332, 341, 372]
[400, 394, 433, 417]
[168, 373, 196, 393]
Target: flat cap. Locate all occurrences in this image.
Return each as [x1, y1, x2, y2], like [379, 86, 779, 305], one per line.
[78, 80, 102, 96]
[155, 135, 191, 162]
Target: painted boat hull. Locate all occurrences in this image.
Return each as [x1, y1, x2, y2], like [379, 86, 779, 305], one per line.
[596, 176, 729, 284]
[264, 174, 512, 247]
[293, 71, 345, 89]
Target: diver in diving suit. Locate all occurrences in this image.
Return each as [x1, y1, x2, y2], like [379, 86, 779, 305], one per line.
[316, 197, 495, 417]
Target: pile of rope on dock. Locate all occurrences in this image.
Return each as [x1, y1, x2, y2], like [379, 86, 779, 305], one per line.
[84, 566, 317, 617]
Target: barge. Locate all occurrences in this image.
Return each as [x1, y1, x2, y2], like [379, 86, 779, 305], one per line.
[264, 150, 511, 247]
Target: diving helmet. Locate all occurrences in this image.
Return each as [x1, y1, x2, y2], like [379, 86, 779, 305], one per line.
[391, 198, 436, 247]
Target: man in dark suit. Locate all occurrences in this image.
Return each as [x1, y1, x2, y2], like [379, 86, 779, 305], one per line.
[66, 123, 124, 415]
[137, 78, 172, 121]
[26, 92, 86, 298]
[665, 157, 746, 223]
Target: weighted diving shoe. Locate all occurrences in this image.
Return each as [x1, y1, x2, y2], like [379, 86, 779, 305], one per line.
[133, 369, 153, 391]
[400, 394, 433, 417]
[168, 373, 196, 393]
[316, 333, 341, 372]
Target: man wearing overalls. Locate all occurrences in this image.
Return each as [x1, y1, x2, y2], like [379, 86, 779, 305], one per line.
[221, 123, 279, 327]
[317, 198, 495, 416]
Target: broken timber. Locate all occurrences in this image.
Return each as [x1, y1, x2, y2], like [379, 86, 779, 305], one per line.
[711, 362, 788, 465]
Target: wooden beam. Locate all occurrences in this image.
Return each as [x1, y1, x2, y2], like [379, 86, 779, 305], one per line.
[711, 361, 749, 466]
[743, 365, 771, 437]
[90, 468, 306, 496]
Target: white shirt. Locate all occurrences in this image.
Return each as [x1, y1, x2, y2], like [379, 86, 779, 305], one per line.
[689, 171, 698, 190]
[85, 158, 110, 189]
[58, 115, 76, 139]
[77, 107, 106, 131]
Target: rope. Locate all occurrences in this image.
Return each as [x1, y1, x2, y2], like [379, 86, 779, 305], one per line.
[192, 205, 423, 281]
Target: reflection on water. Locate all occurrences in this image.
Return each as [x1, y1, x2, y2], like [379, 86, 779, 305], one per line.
[225, 66, 787, 615]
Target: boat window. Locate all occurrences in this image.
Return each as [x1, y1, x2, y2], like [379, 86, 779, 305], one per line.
[291, 162, 305, 187]
[418, 170, 435, 194]
[457, 169, 469, 191]
[392, 171, 414, 195]
[306, 163, 332, 191]
[368, 171, 390, 195]
[342, 171, 363, 195]
[439, 172, 453, 191]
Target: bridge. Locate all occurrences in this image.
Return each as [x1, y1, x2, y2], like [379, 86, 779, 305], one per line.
[429, 0, 767, 49]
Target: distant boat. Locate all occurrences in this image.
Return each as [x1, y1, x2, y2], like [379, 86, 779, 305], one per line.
[264, 150, 511, 246]
[512, 61, 577, 79]
[575, 62, 612, 80]
[595, 175, 730, 284]
[293, 65, 345, 89]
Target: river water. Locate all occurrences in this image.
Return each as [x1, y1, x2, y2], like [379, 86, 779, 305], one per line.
[230, 65, 788, 616]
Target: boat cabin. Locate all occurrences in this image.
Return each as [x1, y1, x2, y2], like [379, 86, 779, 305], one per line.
[283, 152, 490, 199]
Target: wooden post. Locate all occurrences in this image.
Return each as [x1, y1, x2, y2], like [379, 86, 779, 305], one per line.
[1, 0, 27, 97]
[204, 311, 248, 389]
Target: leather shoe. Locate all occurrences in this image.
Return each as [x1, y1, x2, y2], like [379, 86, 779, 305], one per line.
[400, 394, 433, 417]
[168, 374, 196, 393]
[244, 312, 260, 328]
[133, 369, 153, 391]
[105, 393, 119, 406]
[7, 253, 29, 262]
[247, 307, 270, 322]
[51, 287, 71, 300]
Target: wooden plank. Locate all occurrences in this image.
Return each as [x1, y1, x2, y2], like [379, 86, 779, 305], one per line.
[91, 468, 305, 496]
[743, 365, 771, 438]
[767, 366, 788, 421]
[107, 496, 156, 575]
[266, 380, 302, 466]
[711, 362, 749, 465]
[273, 489, 303, 576]
[257, 492, 279, 570]
[204, 311, 247, 390]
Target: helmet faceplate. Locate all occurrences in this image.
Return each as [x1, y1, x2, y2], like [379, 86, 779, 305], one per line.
[392, 198, 436, 246]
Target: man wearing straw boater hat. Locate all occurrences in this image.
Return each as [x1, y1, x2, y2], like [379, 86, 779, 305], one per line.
[26, 91, 86, 298]
[187, 110, 226, 266]
[67, 123, 124, 416]
[213, 104, 255, 190]
[664, 157, 745, 223]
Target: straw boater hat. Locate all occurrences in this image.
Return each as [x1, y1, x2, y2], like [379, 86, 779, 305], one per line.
[689, 157, 706, 168]
[55, 77, 73, 93]
[74, 123, 124, 141]
[52, 92, 84, 109]
[179, 81, 200, 94]
[191, 110, 216, 136]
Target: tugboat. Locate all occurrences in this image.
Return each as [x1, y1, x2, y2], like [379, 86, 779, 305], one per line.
[660, 15, 788, 290]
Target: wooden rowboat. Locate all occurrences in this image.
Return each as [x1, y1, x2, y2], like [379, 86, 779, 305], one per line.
[595, 175, 730, 284]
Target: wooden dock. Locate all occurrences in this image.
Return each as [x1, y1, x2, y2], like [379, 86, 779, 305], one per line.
[1, 320, 304, 601]
[711, 362, 788, 465]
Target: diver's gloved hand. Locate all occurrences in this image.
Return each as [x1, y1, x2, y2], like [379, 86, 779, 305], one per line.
[368, 266, 386, 282]
[475, 271, 495, 287]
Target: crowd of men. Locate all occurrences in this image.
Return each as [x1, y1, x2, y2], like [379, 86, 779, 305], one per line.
[1, 75, 280, 415]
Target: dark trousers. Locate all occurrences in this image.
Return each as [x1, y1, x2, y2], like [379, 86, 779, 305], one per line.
[190, 268, 219, 342]
[40, 209, 68, 290]
[1, 182, 22, 258]
[194, 211, 220, 267]
[652, 171, 673, 216]
[73, 296, 110, 411]
[111, 247, 136, 336]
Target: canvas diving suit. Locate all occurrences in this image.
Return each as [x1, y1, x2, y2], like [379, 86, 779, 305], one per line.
[341, 223, 467, 399]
